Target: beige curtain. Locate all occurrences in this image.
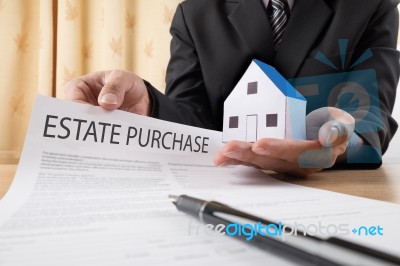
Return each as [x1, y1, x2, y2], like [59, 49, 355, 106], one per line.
[0, 0, 181, 162]
[0, 1, 399, 162]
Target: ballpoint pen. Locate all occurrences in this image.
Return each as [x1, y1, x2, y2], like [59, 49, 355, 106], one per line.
[169, 194, 400, 266]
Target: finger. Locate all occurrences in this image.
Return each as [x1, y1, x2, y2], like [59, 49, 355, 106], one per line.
[213, 156, 255, 168]
[217, 140, 306, 171]
[214, 141, 323, 176]
[98, 70, 133, 110]
[215, 146, 321, 177]
[319, 120, 354, 147]
[251, 138, 321, 163]
[306, 107, 355, 141]
[218, 140, 252, 158]
[332, 142, 348, 158]
[275, 165, 322, 177]
[326, 107, 356, 124]
[214, 140, 277, 169]
[64, 77, 99, 105]
[298, 141, 348, 168]
[119, 77, 151, 116]
[214, 141, 252, 165]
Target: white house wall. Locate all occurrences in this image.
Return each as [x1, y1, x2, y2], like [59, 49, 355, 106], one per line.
[223, 61, 287, 142]
[285, 97, 307, 140]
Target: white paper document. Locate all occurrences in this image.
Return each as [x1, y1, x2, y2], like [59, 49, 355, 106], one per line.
[0, 96, 399, 266]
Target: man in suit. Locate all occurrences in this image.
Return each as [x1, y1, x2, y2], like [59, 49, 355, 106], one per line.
[65, 0, 400, 176]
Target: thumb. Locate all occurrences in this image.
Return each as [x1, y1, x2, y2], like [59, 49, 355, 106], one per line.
[319, 120, 354, 147]
[98, 70, 127, 110]
[306, 107, 355, 147]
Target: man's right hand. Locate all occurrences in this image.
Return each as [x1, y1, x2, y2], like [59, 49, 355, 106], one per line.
[64, 70, 151, 116]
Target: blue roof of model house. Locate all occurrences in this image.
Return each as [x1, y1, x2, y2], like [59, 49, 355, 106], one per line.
[254, 59, 306, 101]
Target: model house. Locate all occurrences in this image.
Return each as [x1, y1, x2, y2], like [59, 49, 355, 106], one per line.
[222, 59, 307, 143]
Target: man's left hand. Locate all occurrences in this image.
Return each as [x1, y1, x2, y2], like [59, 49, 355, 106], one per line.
[214, 107, 356, 177]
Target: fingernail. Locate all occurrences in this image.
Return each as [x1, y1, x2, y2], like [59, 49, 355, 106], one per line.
[325, 127, 339, 146]
[253, 147, 270, 156]
[100, 93, 118, 105]
[224, 151, 242, 160]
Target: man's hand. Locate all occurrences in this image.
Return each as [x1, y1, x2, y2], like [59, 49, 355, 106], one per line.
[214, 107, 355, 177]
[64, 70, 151, 116]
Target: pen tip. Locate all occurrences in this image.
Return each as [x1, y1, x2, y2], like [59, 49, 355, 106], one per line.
[168, 194, 178, 204]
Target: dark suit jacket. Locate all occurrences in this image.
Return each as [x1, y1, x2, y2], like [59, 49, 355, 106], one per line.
[147, 0, 400, 167]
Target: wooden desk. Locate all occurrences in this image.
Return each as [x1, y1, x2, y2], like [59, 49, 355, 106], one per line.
[1, 163, 400, 204]
[270, 164, 400, 204]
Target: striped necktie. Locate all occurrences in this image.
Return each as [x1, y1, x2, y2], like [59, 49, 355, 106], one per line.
[269, 0, 290, 51]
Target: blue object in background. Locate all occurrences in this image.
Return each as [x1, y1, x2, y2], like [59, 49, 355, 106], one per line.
[289, 40, 382, 165]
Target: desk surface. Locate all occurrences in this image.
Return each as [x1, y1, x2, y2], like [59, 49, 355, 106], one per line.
[1, 163, 400, 204]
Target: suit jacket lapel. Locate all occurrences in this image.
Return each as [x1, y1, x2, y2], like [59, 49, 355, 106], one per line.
[228, 0, 275, 64]
[274, 0, 333, 78]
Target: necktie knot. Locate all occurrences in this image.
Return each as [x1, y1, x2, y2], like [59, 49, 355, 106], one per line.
[271, 0, 288, 11]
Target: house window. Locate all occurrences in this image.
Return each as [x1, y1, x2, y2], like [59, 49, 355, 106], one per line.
[229, 116, 239, 128]
[247, 82, 258, 95]
[266, 114, 278, 127]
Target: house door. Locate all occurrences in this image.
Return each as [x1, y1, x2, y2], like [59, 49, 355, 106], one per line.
[246, 115, 258, 142]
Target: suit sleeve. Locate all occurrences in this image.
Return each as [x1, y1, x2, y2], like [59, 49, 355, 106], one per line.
[146, 4, 217, 130]
[338, 1, 400, 168]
